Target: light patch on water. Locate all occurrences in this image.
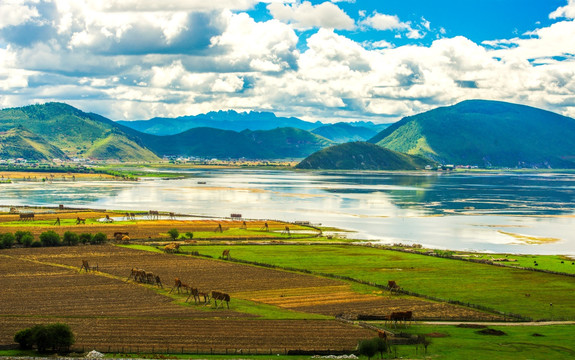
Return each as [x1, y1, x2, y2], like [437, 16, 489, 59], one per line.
[498, 231, 561, 245]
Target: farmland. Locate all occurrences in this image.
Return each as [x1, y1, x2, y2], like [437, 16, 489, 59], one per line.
[0, 208, 318, 240]
[0, 246, 376, 352]
[1, 207, 575, 359]
[177, 244, 575, 321]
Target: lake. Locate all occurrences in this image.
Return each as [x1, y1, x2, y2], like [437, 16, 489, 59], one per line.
[2, 169, 575, 255]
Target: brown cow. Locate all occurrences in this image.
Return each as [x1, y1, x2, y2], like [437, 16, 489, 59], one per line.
[211, 291, 230, 309]
[388, 280, 401, 293]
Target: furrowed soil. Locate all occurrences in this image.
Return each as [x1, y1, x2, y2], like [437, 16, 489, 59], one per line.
[0, 246, 378, 352]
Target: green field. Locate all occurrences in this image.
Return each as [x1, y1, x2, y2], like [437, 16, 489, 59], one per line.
[385, 324, 575, 360]
[176, 244, 575, 320]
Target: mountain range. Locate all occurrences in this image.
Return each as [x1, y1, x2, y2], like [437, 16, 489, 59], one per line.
[2, 100, 575, 169]
[0, 103, 335, 161]
[118, 110, 388, 138]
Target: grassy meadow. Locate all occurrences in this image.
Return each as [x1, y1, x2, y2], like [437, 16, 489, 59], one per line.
[176, 244, 575, 320]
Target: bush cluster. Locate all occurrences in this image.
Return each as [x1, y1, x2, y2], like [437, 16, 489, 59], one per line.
[14, 323, 75, 353]
[357, 337, 388, 360]
[0, 230, 107, 249]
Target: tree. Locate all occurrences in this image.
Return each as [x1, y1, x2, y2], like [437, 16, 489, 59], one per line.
[14, 323, 75, 353]
[168, 228, 179, 240]
[62, 231, 79, 246]
[21, 233, 34, 247]
[185, 232, 194, 239]
[358, 339, 378, 360]
[91, 232, 106, 244]
[1, 233, 15, 249]
[14, 328, 34, 349]
[372, 337, 388, 359]
[79, 233, 92, 244]
[46, 323, 75, 352]
[40, 231, 61, 247]
[419, 335, 431, 357]
[31, 325, 50, 353]
[15, 230, 32, 244]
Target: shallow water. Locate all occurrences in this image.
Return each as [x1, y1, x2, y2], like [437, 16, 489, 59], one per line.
[2, 169, 575, 254]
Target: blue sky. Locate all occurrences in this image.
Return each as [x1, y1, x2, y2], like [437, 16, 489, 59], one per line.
[1, 0, 575, 123]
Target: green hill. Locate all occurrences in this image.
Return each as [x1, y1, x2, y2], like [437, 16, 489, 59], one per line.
[242, 127, 334, 158]
[143, 127, 334, 159]
[0, 103, 160, 161]
[311, 122, 377, 143]
[141, 127, 265, 159]
[296, 142, 434, 170]
[0, 126, 67, 160]
[371, 100, 575, 168]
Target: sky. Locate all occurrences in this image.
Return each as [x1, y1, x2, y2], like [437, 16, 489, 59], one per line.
[1, 0, 575, 124]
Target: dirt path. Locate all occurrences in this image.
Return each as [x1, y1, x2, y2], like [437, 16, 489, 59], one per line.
[420, 320, 575, 326]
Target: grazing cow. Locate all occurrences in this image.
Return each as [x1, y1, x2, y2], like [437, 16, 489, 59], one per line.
[155, 275, 163, 288]
[80, 260, 91, 272]
[388, 280, 401, 293]
[169, 212, 176, 220]
[128, 268, 139, 280]
[261, 222, 269, 231]
[76, 217, 86, 225]
[146, 272, 156, 284]
[180, 283, 191, 294]
[187, 288, 211, 304]
[221, 249, 230, 260]
[215, 223, 223, 233]
[385, 311, 413, 328]
[211, 291, 230, 309]
[169, 278, 182, 294]
[148, 210, 159, 220]
[281, 226, 291, 236]
[19, 213, 34, 221]
[104, 214, 114, 223]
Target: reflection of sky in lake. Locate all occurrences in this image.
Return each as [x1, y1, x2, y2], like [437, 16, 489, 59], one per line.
[2, 169, 575, 255]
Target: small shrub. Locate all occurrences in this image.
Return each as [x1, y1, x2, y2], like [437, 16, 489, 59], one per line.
[91, 232, 107, 244]
[79, 233, 92, 244]
[168, 228, 179, 240]
[185, 232, 194, 239]
[63, 231, 79, 246]
[15, 230, 32, 244]
[1, 233, 15, 249]
[21, 234, 34, 247]
[14, 328, 34, 349]
[40, 231, 61, 247]
[14, 323, 75, 353]
[358, 338, 378, 360]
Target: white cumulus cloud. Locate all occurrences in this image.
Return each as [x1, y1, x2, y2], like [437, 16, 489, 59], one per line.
[267, 1, 355, 30]
[550, 0, 575, 19]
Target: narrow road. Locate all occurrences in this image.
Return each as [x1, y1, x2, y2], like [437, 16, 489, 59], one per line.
[420, 321, 575, 326]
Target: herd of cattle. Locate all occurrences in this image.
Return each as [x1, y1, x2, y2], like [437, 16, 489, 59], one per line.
[127, 267, 231, 309]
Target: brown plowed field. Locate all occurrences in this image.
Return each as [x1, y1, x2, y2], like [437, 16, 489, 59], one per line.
[5, 246, 499, 320]
[0, 248, 374, 351]
[235, 286, 503, 321]
[0, 317, 371, 352]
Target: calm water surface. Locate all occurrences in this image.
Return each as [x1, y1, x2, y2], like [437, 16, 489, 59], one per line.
[2, 169, 575, 255]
